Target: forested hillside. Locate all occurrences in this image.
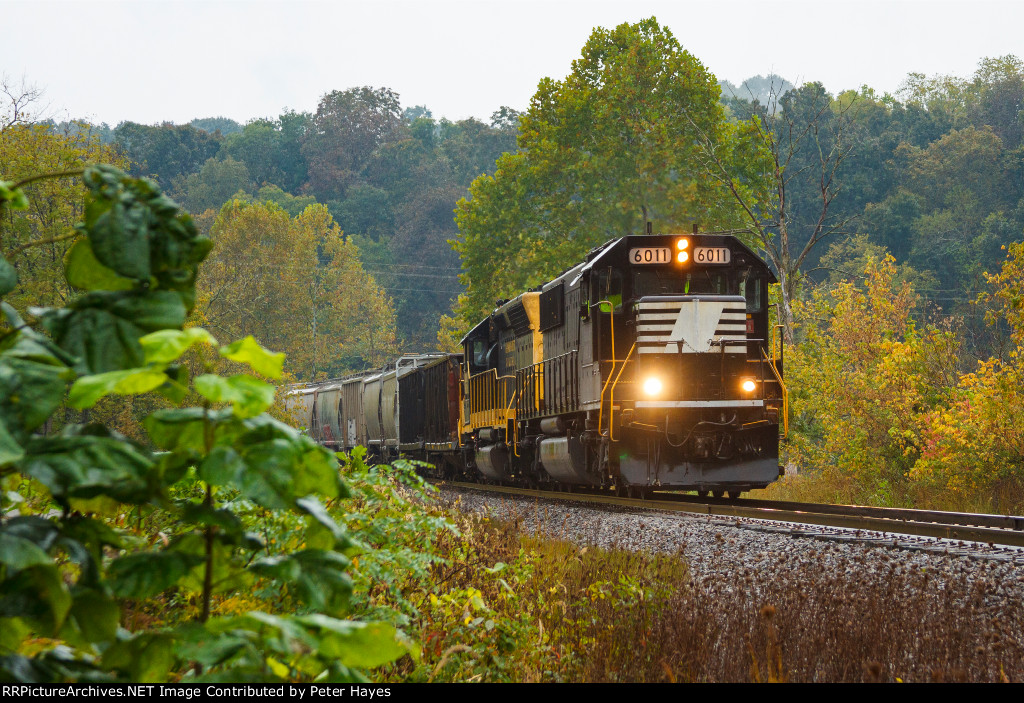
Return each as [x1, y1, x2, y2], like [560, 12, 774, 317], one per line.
[76, 95, 519, 354]
[37, 47, 1023, 368]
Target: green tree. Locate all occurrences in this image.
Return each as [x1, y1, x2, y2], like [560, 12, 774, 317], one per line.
[173, 156, 253, 215]
[113, 121, 221, 190]
[788, 255, 959, 504]
[0, 165, 412, 681]
[189, 116, 243, 136]
[219, 111, 311, 194]
[453, 17, 751, 324]
[696, 81, 859, 340]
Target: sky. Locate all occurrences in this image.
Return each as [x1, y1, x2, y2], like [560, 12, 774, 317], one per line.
[2, 0, 1022, 126]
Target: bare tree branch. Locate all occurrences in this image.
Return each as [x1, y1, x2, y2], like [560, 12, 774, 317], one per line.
[1, 74, 48, 131]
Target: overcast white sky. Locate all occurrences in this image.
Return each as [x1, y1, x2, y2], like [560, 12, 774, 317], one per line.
[2, 0, 1021, 126]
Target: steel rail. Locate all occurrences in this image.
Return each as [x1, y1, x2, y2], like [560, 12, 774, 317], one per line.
[438, 481, 1024, 548]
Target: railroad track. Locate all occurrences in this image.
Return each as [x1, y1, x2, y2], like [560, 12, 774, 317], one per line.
[436, 481, 1024, 549]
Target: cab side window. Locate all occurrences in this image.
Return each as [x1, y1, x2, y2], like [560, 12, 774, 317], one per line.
[740, 275, 764, 313]
[596, 268, 624, 312]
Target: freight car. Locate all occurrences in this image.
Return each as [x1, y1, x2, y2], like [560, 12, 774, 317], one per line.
[286, 230, 786, 497]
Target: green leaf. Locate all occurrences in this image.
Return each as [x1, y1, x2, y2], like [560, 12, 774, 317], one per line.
[0, 354, 74, 442]
[101, 632, 175, 683]
[3, 515, 59, 549]
[21, 431, 156, 504]
[69, 589, 120, 644]
[0, 617, 31, 654]
[0, 256, 17, 297]
[140, 327, 217, 364]
[195, 374, 276, 418]
[174, 535, 252, 595]
[219, 336, 285, 379]
[76, 165, 211, 314]
[154, 364, 190, 405]
[251, 550, 351, 615]
[80, 173, 154, 282]
[235, 441, 300, 509]
[0, 421, 24, 468]
[69, 367, 169, 409]
[296, 496, 351, 549]
[179, 503, 262, 550]
[295, 442, 347, 499]
[173, 623, 254, 670]
[144, 407, 238, 454]
[63, 238, 136, 292]
[0, 533, 51, 573]
[0, 304, 73, 365]
[40, 290, 188, 374]
[295, 616, 414, 668]
[0, 564, 72, 635]
[227, 417, 344, 505]
[0, 180, 28, 210]
[197, 445, 245, 487]
[107, 551, 204, 599]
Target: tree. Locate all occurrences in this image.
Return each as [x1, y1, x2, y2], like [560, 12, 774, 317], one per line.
[219, 111, 311, 193]
[0, 165, 411, 681]
[453, 17, 751, 324]
[913, 241, 1024, 504]
[197, 200, 397, 378]
[301, 87, 404, 202]
[1, 74, 46, 131]
[695, 81, 859, 340]
[113, 121, 221, 189]
[189, 115, 243, 136]
[173, 156, 253, 215]
[788, 255, 959, 503]
[1, 116, 124, 311]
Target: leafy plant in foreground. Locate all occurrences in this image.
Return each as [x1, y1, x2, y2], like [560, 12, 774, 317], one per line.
[0, 165, 413, 682]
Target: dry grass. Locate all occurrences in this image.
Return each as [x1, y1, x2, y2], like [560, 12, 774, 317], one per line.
[416, 510, 1024, 682]
[753, 471, 1024, 516]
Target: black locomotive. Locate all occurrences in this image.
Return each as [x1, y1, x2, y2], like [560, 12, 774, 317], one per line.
[286, 231, 786, 497]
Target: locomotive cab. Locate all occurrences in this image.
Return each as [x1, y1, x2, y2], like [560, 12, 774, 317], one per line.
[591, 233, 782, 492]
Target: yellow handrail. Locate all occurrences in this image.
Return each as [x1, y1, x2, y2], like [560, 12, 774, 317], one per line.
[607, 342, 636, 441]
[506, 388, 519, 457]
[594, 300, 615, 439]
[468, 369, 516, 429]
[761, 347, 788, 438]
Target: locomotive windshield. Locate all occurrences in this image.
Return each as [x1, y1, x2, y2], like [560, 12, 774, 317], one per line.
[632, 269, 730, 298]
[633, 269, 765, 313]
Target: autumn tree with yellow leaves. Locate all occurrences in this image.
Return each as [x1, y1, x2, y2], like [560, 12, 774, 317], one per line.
[786, 255, 960, 505]
[0, 85, 125, 311]
[912, 242, 1024, 507]
[198, 199, 397, 379]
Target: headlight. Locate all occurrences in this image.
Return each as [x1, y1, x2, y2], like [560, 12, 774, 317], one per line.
[643, 377, 663, 396]
[741, 379, 756, 393]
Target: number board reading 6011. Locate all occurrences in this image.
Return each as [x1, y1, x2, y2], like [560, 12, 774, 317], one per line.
[629, 247, 672, 264]
[694, 247, 731, 264]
